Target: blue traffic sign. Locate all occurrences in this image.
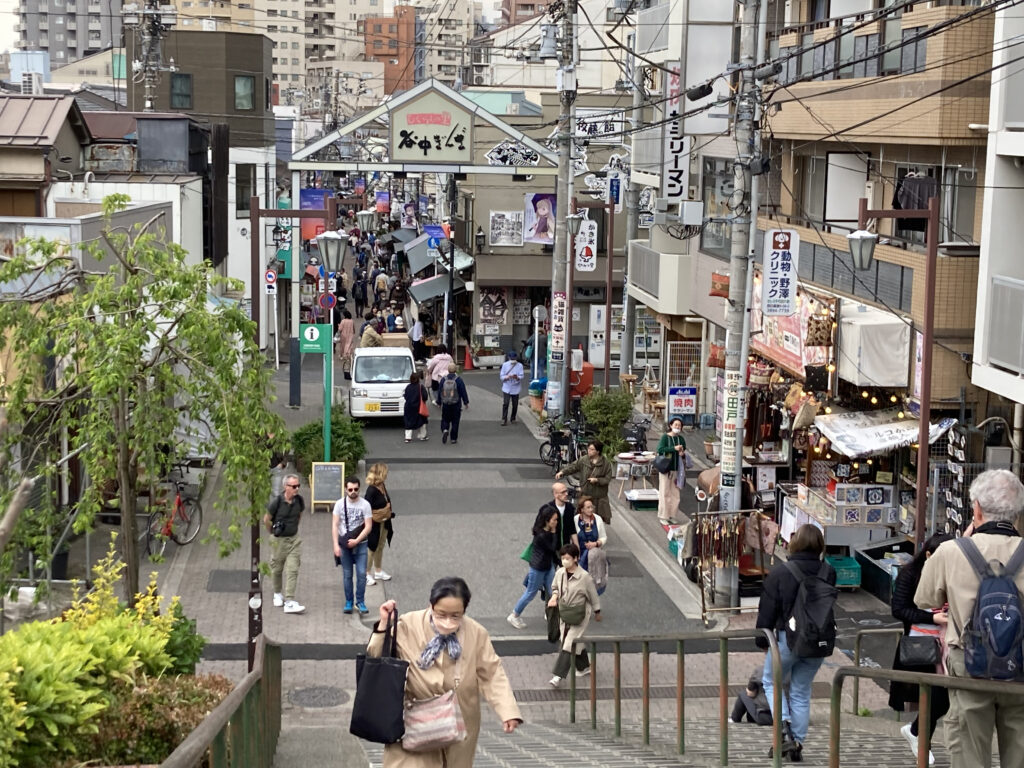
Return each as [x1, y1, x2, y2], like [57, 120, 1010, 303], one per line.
[427, 236, 440, 250]
[423, 224, 445, 239]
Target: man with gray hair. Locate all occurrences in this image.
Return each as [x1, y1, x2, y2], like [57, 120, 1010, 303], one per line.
[263, 473, 306, 614]
[915, 469, 1024, 768]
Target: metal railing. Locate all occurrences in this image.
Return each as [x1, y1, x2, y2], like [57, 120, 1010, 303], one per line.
[850, 626, 905, 715]
[567, 629, 785, 767]
[830, 665, 1024, 768]
[161, 635, 282, 768]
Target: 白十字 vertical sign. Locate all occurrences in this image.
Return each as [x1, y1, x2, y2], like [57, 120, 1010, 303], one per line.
[762, 229, 800, 317]
[661, 62, 691, 204]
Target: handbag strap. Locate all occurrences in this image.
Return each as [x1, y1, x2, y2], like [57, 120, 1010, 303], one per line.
[383, 609, 399, 658]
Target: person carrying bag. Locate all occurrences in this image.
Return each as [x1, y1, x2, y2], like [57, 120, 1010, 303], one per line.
[350, 609, 408, 744]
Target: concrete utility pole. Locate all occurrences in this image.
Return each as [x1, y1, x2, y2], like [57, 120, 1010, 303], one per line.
[121, 2, 177, 112]
[620, 41, 642, 378]
[719, 0, 761, 516]
[551, 0, 577, 416]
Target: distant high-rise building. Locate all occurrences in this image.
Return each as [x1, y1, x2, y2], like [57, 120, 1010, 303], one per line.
[16, 0, 124, 65]
[360, 4, 419, 94]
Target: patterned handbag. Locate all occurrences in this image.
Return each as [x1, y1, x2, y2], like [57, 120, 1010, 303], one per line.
[403, 686, 467, 753]
[805, 314, 833, 347]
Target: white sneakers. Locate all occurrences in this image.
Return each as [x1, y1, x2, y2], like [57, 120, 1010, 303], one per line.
[283, 600, 305, 614]
[900, 723, 935, 766]
[273, 592, 284, 607]
[366, 574, 377, 587]
[374, 570, 392, 581]
[507, 612, 527, 629]
[548, 676, 562, 687]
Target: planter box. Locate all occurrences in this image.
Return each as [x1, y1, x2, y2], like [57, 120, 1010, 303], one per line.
[473, 354, 504, 369]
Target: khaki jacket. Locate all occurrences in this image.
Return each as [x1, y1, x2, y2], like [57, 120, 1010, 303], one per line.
[915, 531, 1024, 648]
[366, 609, 521, 768]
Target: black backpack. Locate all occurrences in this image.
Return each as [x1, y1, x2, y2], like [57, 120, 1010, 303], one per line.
[783, 560, 838, 658]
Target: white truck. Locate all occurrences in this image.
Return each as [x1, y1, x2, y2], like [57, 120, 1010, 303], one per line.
[348, 346, 416, 418]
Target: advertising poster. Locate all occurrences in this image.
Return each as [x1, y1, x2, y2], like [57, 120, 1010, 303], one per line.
[354, 177, 366, 195]
[762, 229, 799, 316]
[512, 288, 531, 325]
[299, 188, 328, 242]
[478, 287, 509, 324]
[375, 190, 391, 213]
[550, 291, 567, 363]
[488, 210, 524, 247]
[574, 218, 598, 272]
[400, 200, 417, 229]
[418, 194, 430, 215]
[524, 192, 557, 244]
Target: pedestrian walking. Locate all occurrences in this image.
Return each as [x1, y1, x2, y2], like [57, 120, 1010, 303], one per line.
[655, 416, 687, 525]
[507, 507, 560, 630]
[547, 543, 601, 687]
[571, 496, 608, 593]
[365, 463, 394, 587]
[353, 271, 368, 318]
[424, 343, 454, 396]
[332, 475, 373, 615]
[539, 482, 576, 548]
[915, 469, 1024, 768]
[360, 311, 383, 347]
[367, 580, 522, 767]
[889, 532, 952, 766]
[337, 309, 356, 380]
[755, 523, 837, 762]
[402, 371, 430, 443]
[264, 473, 306, 614]
[436, 362, 469, 444]
[410, 314, 427, 361]
[556, 440, 615, 524]
[499, 350, 524, 425]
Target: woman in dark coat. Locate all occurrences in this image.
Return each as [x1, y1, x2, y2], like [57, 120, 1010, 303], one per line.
[888, 533, 951, 765]
[402, 371, 429, 443]
[364, 462, 394, 587]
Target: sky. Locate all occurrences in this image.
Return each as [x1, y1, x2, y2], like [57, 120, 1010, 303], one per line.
[0, 0, 16, 55]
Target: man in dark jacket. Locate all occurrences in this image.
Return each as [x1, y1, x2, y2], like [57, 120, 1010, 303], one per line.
[435, 362, 469, 444]
[538, 482, 576, 548]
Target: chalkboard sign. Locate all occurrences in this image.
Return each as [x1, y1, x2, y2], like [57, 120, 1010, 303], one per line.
[310, 462, 345, 507]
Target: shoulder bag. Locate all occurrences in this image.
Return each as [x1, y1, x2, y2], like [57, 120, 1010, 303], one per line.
[418, 386, 430, 418]
[350, 611, 409, 744]
[371, 486, 393, 523]
[557, 572, 587, 626]
[402, 657, 467, 752]
[338, 497, 360, 546]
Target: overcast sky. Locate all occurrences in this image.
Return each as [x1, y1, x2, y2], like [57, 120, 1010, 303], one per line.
[0, 0, 16, 55]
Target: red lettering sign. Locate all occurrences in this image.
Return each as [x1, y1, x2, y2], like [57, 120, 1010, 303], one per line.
[407, 111, 452, 126]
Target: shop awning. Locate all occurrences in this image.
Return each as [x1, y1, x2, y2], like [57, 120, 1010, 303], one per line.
[406, 233, 475, 274]
[408, 273, 466, 303]
[837, 302, 911, 387]
[813, 408, 957, 458]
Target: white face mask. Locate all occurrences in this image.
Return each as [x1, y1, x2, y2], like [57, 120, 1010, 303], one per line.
[561, 557, 575, 569]
[671, 427, 681, 434]
[432, 613, 462, 635]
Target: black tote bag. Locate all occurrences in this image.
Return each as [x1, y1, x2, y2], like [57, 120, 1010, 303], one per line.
[350, 611, 409, 744]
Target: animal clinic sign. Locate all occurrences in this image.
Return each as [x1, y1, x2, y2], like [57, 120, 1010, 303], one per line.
[390, 91, 475, 164]
[762, 229, 799, 317]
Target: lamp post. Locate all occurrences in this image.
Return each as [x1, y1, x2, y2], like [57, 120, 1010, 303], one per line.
[315, 230, 345, 463]
[847, 196, 939, 551]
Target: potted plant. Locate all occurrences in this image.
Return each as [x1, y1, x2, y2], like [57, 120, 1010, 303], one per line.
[471, 347, 505, 369]
[704, 434, 721, 460]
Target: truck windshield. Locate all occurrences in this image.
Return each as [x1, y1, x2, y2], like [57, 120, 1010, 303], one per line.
[354, 356, 414, 384]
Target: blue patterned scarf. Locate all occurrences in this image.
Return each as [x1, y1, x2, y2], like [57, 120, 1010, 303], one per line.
[417, 616, 463, 670]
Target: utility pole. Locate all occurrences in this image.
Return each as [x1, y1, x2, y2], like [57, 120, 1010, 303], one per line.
[122, 2, 177, 112]
[551, 0, 577, 416]
[719, 0, 761, 521]
[620, 38, 642, 379]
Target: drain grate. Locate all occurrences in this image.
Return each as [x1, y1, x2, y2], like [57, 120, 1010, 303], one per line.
[289, 686, 349, 708]
[206, 569, 251, 593]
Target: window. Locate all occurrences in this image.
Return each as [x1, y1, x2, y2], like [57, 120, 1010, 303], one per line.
[900, 27, 926, 74]
[881, 17, 902, 74]
[388, 39, 396, 48]
[291, 57, 298, 65]
[169, 73, 192, 108]
[799, 32, 814, 78]
[291, 74, 299, 81]
[389, 23, 396, 32]
[373, 39, 383, 48]
[699, 157, 733, 260]
[291, 41, 298, 48]
[373, 23, 382, 32]
[235, 164, 256, 216]
[234, 75, 255, 109]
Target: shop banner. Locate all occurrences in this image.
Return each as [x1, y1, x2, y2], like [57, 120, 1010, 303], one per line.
[813, 408, 957, 458]
[550, 291, 567, 363]
[375, 190, 390, 214]
[669, 386, 697, 415]
[574, 219, 598, 272]
[719, 369, 742, 510]
[750, 278, 829, 374]
[762, 229, 799, 316]
[299, 188, 328, 242]
[661, 61, 690, 203]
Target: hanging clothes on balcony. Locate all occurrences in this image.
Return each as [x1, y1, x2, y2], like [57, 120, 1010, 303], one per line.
[892, 173, 938, 232]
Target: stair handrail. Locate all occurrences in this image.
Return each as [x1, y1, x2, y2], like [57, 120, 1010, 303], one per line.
[567, 627, 785, 767]
[850, 626, 905, 714]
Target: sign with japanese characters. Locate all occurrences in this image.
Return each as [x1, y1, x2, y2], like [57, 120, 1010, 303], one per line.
[550, 291, 567, 363]
[762, 229, 799, 317]
[661, 62, 690, 203]
[668, 386, 697, 415]
[485, 139, 540, 167]
[390, 91, 474, 164]
[575, 108, 625, 145]
[574, 219, 599, 272]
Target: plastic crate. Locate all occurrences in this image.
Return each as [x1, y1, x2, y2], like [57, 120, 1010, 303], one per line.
[825, 555, 861, 589]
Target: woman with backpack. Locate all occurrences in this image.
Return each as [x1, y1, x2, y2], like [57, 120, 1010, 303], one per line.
[889, 533, 951, 765]
[755, 524, 837, 762]
[435, 362, 468, 445]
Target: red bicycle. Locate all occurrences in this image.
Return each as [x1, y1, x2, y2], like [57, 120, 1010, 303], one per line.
[145, 478, 203, 558]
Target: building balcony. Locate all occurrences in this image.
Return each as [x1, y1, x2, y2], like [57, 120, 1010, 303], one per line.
[973, 274, 1024, 402]
[626, 238, 694, 317]
[66, 19, 77, 29]
[88, 19, 101, 29]
[767, 4, 994, 145]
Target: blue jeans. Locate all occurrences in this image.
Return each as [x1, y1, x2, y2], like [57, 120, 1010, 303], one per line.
[340, 540, 368, 604]
[513, 566, 554, 616]
[761, 632, 824, 743]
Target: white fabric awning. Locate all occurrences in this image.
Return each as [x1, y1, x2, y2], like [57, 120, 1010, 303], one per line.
[837, 302, 911, 387]
[813, 408, 957, 458]
[408, 273, 465, 303]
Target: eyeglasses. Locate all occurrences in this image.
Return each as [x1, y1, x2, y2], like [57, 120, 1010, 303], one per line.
[286, 484, 300, 489]
[346, 486, 360, 492]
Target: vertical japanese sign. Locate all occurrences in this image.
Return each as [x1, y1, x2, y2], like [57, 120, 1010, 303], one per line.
[719, 369, 742, 511]
[661, 62, 691, 203]
[762, 229, 799, 316]
[574, 219, 598, 272]
[550, 291, 567, 363]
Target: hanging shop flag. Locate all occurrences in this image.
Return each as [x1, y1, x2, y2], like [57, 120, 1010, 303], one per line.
[660, 62, 691, 204]
[375, 190, 391, 214]
[550, 291, 567, 363]
[574, 219, 599, 272]
[762, 229, 799, 316]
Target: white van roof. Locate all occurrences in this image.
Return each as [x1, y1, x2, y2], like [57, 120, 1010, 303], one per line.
[353, 346, 414, 357]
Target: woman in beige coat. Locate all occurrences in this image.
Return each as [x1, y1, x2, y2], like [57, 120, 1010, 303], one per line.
[546, 543, 601, 687]
[368, 578, 522, 767]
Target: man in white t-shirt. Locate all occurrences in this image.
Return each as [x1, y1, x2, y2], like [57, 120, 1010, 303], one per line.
[332, 476, 373, 615]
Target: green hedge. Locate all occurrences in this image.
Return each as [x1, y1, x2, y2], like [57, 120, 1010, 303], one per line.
[292, 412, 367, 471]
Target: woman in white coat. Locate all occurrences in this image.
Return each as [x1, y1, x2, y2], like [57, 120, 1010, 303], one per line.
[547, 543, 601, 687]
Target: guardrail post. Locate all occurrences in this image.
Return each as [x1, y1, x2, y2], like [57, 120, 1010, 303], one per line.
[719, 637, 728, 766]
[829, 670, 845, 768]
[569, 640, 577, 725]
[614, 642, 622, 738]
[917, 682, 932, 768]
[590, 642, 597, 729]
[642, 640, 651, 745]
[853, 631, 863, 715]
[677, 639, 685, 755]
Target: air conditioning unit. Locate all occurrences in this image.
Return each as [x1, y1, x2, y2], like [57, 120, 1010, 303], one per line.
[20, 72, 43, 95]
[201, 17, 217, 31]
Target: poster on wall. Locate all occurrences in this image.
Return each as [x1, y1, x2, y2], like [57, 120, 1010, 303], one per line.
[478, 287, 509, 324]
[489, 210, 524, 247]
[512, 288, 531, 325]
[299, 188, 328, 242]
[418, 194, 430, 216]
[523, 193, 557, 244]
[400, 200, 417, 229]
[375, 190, 391, 213]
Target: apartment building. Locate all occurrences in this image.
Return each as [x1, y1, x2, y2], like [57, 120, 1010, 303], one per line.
[255, 0, 305, 93]
[499, 0, 543, 27]
[359, 4, 420, 93]
[176, 0, 255, 33]
[407, 0, 476, 89]
[16, 0, 124, 66]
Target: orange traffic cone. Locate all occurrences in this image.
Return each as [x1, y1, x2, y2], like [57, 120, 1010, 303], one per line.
[463, 345, 475, 371]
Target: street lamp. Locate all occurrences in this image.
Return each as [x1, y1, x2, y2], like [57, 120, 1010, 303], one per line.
[475, 227, 486, 253]
[356, 209, 376, 233]
[315, 230, 345, 275]
[847, 229, 878, 271]
[567, 212, 585, 238]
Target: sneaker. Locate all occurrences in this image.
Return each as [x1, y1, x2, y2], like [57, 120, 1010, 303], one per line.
[356, 602, 369, 615]
[501, 420, 508, 426]
[450, 440, 458, 444]
[507, 612, 527, 629]
[374, 570, 392, 581]
[366, 574, 376, 587]
[283, 600, 306, 614]
[419, 436, 429, 441]
[273, 592, 284, 607]
[548, 676, 562, 687]
[576, 666, 590, 677]
[901, 723, 934, 765]
[442, 429, 449, 444]
[344, 600, 353, 614]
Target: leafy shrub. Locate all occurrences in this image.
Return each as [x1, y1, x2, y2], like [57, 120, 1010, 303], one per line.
[62, 674, 233, 767]
[581, 388, 635, 456]
[292, 412, 366, 471]
[0, 654, 26, 768]
[164, 600, 206, 675]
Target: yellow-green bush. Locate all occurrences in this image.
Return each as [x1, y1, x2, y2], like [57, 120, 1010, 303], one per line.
[0, 654, 27, 768]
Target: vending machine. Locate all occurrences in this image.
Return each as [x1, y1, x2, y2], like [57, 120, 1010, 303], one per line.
[588, 304, 623, 369]
[633, 306, 661, 372]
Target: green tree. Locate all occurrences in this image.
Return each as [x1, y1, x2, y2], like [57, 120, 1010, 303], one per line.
[0, 195, 282, 600]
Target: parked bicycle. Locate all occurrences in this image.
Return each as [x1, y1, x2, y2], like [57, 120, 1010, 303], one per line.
[145, 477, 203, 559]
[539, 418, 596, 485]
[622, 416, 652, 453]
